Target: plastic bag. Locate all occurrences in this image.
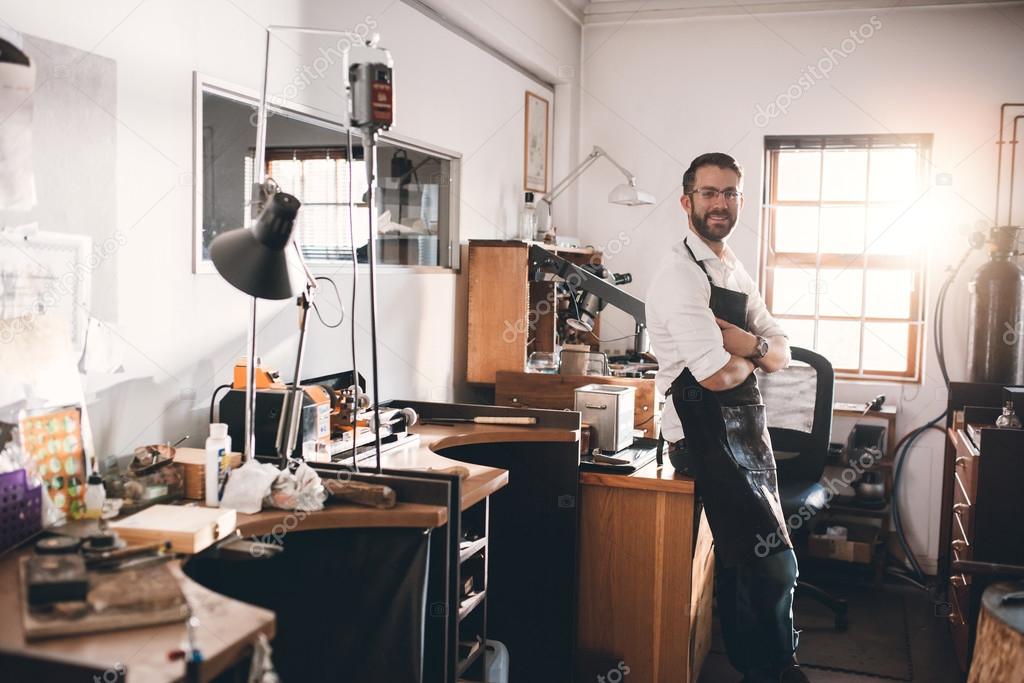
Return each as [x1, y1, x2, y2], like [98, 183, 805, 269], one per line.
[219, 460, 279, 514]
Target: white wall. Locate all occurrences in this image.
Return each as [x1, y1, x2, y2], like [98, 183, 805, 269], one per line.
[0, 0, 580, 458]
[577, 2, 1024, 572]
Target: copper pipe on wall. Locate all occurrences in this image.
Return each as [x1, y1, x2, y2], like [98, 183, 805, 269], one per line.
[995, 103, 1024, 225]
[1009, 115, 1024, 225]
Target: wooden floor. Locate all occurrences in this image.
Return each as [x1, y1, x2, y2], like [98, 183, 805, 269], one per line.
[699, 573, 964, 683]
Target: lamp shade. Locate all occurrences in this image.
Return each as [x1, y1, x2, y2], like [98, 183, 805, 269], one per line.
[210, 191, 302, 300]
[608, 183, 655, 206]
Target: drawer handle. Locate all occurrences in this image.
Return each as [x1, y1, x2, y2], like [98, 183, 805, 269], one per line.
[585, 404, 607, 410]
[952, 539, 968, 551]
[955, 456, 969, 468]
[953, 503, 969, 514]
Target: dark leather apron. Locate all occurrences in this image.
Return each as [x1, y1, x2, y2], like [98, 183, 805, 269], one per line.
[661, 240, 792, 567]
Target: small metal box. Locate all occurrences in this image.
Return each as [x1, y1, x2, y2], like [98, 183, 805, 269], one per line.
[574, 384, 636, 453]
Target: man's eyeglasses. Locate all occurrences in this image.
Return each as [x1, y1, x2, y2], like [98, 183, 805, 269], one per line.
[688, 187, 743, 202]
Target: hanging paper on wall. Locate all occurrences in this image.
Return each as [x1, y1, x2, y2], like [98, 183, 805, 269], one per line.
[19, 405, 88, 521]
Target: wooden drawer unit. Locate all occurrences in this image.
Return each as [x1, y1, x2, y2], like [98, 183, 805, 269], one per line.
[495, 371, 659, 439]
[940, 385, 1024, 674]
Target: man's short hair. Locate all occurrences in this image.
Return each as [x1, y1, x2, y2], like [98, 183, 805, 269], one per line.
[682, 153, 743, 193]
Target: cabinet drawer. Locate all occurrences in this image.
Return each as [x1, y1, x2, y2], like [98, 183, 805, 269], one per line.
[951, 546, 972, 585]
[951, 515, 972, 562]
[953, 430, 979, 495]
[948, 577, 970, 671]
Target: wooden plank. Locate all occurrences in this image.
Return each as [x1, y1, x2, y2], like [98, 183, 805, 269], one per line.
[495, 371, 658, 437]
[688, 511, 714, 683]
[580, 460, 696, 495]
[466, 242, 529, 384]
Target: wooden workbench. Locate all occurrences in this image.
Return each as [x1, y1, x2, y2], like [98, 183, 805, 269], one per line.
[0, 419, 523, 682]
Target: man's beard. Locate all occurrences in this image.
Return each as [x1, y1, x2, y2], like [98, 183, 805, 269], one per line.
[691, 206, 737, 242]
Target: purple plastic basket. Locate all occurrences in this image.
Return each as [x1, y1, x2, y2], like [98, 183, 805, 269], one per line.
[0, 469, 43, 553]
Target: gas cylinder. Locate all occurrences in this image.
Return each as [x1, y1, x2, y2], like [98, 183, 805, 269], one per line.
[967, 226, 1024, 384]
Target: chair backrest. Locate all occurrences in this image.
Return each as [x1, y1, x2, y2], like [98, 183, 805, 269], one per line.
[755, 346, 835, 483]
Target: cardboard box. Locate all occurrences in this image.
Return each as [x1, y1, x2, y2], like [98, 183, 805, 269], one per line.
[808, 523, 878, 564]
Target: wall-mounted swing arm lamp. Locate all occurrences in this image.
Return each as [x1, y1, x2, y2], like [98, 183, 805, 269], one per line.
[536, 145, 655, 234]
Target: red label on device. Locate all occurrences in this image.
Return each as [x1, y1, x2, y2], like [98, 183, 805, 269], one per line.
[371, 82, 392, 123]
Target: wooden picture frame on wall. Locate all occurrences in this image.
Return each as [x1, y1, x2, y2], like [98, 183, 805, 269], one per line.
[523, 91, 549, 193]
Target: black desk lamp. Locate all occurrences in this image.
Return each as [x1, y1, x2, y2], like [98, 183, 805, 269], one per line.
[210, 188, 317, 467]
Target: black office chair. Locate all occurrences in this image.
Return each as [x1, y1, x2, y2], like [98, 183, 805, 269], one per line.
[756, 346, 849, 631]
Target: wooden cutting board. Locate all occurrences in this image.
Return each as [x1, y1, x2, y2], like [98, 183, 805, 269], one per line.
[110, 505, 236, 554]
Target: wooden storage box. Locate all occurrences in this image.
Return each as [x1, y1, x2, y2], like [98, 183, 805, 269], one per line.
[173, 447, 242, 500]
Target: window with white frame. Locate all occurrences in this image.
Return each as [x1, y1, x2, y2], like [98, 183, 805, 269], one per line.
[762, 134, 932, 381]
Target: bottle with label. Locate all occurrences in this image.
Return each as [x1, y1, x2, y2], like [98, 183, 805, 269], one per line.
[518, 192, 537, 241]
[995, 400, 1022, 429]
[205, 424, 231, 507]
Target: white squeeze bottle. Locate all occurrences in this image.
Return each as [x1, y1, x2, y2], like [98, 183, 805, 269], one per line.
[205, 424, 231, 507]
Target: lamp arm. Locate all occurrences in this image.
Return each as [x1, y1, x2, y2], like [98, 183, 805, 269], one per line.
[291, 240, 318, 289]
[542, 147, 603, 204]
[595, 146, 639, 186]
[542, 145, 640, 207]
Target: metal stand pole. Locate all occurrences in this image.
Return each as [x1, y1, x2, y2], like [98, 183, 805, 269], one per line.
[363, 132, 385, 475]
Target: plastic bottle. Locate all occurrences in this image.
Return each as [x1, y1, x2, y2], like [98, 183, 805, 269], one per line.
[205, 424, 231, 507]
[518, 192, 537, 241]
[84, 471, 106, 519]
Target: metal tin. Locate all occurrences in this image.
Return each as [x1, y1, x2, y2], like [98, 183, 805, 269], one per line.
[574, 384, 636, 452]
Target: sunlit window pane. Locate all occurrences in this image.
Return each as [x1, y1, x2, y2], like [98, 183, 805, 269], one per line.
[863, 322, 910, 372]
[864, 270, 914, 318]
[776, 151, 821, 201]
[818, 268, 863, 317]
[766, 135, 929, 379]
[817, 320, 861, 370]
[774, 206, 818, 253]
[777, 317, 815, 350]
[869, 148, 919, 202]
[821, 149, 867, 201]
[770, 267, 817, 316]
[867, 204, 920, 255]
[819, 206, 865, 254]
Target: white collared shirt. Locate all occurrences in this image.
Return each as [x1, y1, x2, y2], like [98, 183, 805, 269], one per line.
[646, 233, 787, 443]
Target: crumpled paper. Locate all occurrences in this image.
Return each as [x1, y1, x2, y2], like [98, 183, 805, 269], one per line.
[265, 462, 325, 512]
[219, 460, 325, 514]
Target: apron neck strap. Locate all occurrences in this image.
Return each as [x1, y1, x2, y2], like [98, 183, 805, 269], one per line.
[683, 237, 713, 284]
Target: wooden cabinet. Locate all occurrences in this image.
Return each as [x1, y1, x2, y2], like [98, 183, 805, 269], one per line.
[940, 382, 1024, 673]
[576, 463, 714, 683]
[466, 240, 604, 384]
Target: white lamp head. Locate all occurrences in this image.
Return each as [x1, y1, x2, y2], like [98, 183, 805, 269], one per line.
[608, 182, 655, 207]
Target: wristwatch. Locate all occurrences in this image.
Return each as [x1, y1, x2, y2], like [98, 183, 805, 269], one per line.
[751, 335, 769, 360]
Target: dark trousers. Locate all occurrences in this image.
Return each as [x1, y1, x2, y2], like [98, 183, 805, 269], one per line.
[716, 548, 800, 675]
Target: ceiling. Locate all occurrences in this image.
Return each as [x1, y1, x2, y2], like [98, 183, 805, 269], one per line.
[558, 0, 1017, 23]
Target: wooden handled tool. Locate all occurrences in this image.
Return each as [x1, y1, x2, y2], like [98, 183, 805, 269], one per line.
[324, 479, 397, 509]
[425, 416, 537, 425]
